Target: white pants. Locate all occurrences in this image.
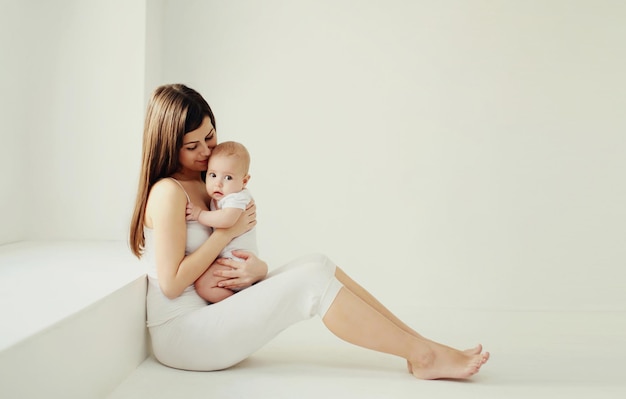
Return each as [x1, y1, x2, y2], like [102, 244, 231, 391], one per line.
[148, 253, 343, 371]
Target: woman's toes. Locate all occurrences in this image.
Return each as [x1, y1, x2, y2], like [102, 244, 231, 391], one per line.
[463, 344, 482, 355]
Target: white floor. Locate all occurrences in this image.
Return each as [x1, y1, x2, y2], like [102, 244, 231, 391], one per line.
[108, 308, 626, 399]
[2, 241, 624, 398]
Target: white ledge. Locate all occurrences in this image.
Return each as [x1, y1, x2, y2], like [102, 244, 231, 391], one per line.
[0, 240, 145, 351]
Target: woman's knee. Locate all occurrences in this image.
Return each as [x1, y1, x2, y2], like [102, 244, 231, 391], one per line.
[293, 252, 336, 278]
[271, 253, 336, 291]
[306, 252, 335, 267]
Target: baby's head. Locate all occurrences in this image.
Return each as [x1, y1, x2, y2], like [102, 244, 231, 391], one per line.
[205, 141, 251, 200]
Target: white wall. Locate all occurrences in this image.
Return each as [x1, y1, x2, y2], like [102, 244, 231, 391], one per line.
[150, 0, 626, 311]
[0, 1, 29, 243]
[0, 0, 146, 243]
[2, 0, 624, 312]
[145, 0, 164, 101]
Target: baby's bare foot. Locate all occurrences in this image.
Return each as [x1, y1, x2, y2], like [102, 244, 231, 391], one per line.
[409, 344, 489, 380]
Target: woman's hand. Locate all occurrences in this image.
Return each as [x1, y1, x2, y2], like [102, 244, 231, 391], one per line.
[221, 200, 256, 240]
[212, 251, 268, 290]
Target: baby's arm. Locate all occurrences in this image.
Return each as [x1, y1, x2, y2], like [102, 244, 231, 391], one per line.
[186, 202, 243, 228]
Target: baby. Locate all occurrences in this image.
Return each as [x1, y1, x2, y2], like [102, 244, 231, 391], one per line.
[186, 141, 258, 303]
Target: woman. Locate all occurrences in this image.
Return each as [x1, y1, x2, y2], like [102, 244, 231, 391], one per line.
[129, 83, 489, 378]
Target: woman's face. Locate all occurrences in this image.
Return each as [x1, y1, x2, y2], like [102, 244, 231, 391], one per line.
[178, 116, 217, 174]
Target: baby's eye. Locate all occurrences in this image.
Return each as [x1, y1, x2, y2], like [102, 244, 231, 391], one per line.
[208, 173, 217, 178]
[225, 176, 233, 181]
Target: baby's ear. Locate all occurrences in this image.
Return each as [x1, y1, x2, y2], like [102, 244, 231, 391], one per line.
[242, 174, 251, 187]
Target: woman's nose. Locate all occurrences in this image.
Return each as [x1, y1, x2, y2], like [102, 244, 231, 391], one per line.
[201, 144, 211, 156]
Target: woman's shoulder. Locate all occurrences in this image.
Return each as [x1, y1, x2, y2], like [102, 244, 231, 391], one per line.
[146, 178, 188, 216]
[145, 178, 191, 228]
[150, 178, 187, 200]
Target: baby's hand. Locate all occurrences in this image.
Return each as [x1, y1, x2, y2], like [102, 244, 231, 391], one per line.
[186, 202, 202, 221]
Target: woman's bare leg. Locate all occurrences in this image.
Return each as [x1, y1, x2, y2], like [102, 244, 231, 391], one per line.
[334, 267, 488, 374]
[322, 287, 488, 380]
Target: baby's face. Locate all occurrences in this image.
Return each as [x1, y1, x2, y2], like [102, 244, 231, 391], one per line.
[205, 155, 249, 200]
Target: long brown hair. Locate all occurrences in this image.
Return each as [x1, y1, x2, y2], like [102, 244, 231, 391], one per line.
[129, 84, 215, 258]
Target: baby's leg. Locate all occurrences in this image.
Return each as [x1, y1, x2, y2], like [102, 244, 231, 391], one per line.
[194, 264, 235, 303]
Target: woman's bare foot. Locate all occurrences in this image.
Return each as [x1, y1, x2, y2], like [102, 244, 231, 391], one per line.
[464, 344, 483, 356]
[407, 344, 484, 374]
[408, 343, 489, 380]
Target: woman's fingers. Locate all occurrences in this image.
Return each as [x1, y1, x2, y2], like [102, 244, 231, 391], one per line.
[218, 279, 246, 289]
[213, 268, 236, 278]
[230, 250, 250, 260]
[245, 201, 256, 222]
[215, 257, 240, 269]
[213, 252, 260, 289]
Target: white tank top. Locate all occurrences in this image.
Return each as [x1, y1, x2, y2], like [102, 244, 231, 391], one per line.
[143, 178, 212, 327]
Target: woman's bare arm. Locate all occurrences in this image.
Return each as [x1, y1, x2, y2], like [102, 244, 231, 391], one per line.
[147, 179, 255, 298]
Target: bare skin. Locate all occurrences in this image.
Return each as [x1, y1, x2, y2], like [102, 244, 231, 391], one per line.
[215, 262, 490, 379]
[213, 253, 488, 379]
[327, 267, 489, 380]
